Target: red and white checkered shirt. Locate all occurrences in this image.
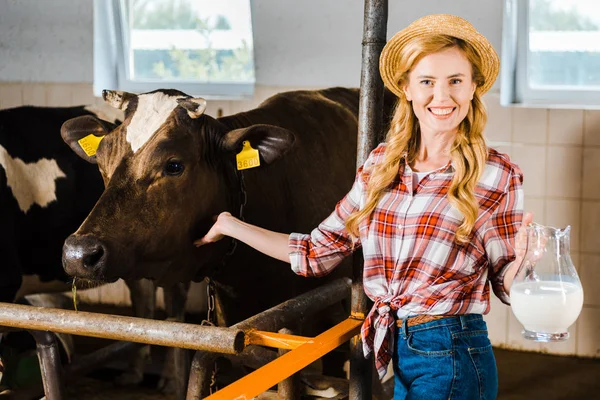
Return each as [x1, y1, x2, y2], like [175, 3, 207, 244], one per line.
[288, 143, 524, 378]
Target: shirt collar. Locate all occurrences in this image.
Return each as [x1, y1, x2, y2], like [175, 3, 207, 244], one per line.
[400, 155, 455, 175]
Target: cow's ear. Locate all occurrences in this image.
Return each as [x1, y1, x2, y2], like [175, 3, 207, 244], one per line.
[221, 124, 295, 164]
[61, 116, 114, 164]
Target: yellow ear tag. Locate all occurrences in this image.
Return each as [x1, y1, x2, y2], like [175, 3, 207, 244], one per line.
[77, 134, 105, 157]
[236, 140, 260, 170]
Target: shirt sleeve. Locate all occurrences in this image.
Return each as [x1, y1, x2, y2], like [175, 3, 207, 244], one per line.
[288, 145, 383, 277]
[483, 168, 524, 305]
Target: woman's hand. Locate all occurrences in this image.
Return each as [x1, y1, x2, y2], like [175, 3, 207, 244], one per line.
[513, 212, 534, 268]
[193, 212, 292, 263]
[503, 212, 534, 294]
[194, 212, 235, 247]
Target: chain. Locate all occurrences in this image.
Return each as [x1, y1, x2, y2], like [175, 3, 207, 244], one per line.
[204, 169, 247, 394]
[238, 171, 247, 223]
[0, 333, 4, 388]
[209, 366, 218, 395]
[201, 279, 216, 327]
[202, 278, 219, 394]
[223, 170, 247, 259]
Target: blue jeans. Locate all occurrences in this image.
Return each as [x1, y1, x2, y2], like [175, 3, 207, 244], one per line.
[393, 314, 498, 400]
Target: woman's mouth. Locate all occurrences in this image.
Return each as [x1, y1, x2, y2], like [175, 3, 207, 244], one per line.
[428, 107, 456, 119]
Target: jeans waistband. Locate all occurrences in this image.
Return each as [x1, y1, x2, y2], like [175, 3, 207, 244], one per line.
[398, 314, 484, 336]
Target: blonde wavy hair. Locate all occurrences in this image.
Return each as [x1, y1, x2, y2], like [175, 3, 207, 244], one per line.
[346, 35, 489, 244]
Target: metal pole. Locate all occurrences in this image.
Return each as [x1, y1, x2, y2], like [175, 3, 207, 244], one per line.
[277, 328, 300, 400]
[0, 302, 244, 354]
[186, 351, 219, 400]
[30, 330, 66, 400]
[353, 1, 388, 399]
[357, 0, 389, 163]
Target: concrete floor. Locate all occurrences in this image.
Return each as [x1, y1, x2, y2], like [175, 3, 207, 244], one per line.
[496, 348, 600, 400]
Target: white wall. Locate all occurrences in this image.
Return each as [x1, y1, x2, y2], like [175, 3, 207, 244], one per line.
[0, 0, 503, 88]
[0, 0, 93, 82]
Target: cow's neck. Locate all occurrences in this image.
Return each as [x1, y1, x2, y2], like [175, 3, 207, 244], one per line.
[201, 161, 246, 282]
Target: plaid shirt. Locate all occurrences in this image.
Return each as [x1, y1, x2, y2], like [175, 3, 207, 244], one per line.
[289, 143, 524, 378]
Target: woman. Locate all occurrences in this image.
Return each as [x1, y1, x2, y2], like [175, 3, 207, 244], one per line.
[196, 14, 531, 400]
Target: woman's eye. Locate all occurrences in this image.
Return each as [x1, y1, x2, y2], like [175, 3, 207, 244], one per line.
[420, 80, 433, 86]
[451, 79, 462, 84]
[164, 160, 184, 176]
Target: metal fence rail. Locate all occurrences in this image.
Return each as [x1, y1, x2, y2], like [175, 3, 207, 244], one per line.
[0, 302, 245, 354]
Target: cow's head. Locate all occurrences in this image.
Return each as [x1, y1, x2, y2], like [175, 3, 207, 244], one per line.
[61, 89, 294, 285]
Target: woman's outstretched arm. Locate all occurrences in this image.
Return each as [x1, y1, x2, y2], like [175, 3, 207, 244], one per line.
[194, 212, 291, 263]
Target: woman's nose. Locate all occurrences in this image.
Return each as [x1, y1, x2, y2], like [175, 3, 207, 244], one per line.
[433, 84, 450, 101]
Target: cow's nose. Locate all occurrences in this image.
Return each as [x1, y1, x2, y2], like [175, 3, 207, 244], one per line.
[62, 235, 108, 278]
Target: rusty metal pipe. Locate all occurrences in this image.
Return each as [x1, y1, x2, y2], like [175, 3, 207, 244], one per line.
[353, 0, 388, 399]
[0, 302, 244, 354]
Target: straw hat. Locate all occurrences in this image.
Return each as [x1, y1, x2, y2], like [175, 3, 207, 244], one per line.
[379, 14, 500, 98]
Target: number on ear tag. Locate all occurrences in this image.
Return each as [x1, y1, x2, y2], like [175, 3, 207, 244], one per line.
[78, 134, 105, 157]
[236, 141, 260, 170]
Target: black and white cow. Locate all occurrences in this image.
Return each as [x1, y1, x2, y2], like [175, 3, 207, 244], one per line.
[0, 104, 168, 391]
[0, 105, 112, 303]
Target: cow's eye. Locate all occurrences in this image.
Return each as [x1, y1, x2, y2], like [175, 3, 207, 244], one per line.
[164, 159, 184, 176]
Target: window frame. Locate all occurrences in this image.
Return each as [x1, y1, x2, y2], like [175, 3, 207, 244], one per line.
[93, 0, 255, 99]
[501, 0, 600, 107]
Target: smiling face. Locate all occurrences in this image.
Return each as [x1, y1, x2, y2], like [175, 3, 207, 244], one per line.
[403, 47, 477, 136]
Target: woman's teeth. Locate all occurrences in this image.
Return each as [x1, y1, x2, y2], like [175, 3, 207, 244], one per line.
[429, 108, 454, 116]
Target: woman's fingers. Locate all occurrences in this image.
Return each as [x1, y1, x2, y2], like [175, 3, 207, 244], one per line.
[193, 212, 233, 247]
[514, 212, 534, 262]
[522, 212, 534, 227]
[193, 238, 206, 247]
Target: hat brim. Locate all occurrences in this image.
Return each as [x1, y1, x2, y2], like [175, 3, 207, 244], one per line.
[379, 14, 500, 98]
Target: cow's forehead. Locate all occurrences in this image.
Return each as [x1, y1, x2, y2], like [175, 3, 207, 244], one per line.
[126, 92, 185, 153]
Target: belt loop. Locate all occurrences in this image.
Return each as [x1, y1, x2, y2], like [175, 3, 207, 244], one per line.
[402, 317, 409, 337]
[460, 315, 468, 330]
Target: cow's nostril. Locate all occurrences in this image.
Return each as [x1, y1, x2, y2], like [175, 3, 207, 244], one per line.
[63, 235, 108, 277]
[83, 247, 105, 269]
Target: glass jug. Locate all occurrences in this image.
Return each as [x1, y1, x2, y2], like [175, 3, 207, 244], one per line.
[510, 223, 584, 342]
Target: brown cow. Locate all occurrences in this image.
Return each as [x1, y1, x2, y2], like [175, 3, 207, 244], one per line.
[60, 87, 394, 389]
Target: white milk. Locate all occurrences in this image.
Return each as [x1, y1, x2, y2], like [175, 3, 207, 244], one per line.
[511, 281, 584, 333]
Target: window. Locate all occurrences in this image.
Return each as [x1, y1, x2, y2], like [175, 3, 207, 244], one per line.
[501, 0, 600, 106]
[94, 0, 255, 98]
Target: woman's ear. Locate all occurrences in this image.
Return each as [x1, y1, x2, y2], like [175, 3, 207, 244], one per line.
[470, 82, 476, 100]
[403, 85, 412, 101]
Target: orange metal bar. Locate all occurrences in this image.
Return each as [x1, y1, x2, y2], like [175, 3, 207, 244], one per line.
[206, 317, 363, 400]
[245, 330, 310, 350]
